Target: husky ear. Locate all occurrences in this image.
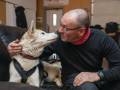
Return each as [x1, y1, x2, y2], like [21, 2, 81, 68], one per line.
[27, 20, 35, 37]
[21, 20, 35, 39]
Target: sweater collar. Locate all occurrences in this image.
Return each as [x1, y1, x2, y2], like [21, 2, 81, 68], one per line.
[72, 29, 91, 45]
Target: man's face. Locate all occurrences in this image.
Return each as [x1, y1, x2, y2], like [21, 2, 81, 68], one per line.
[58, 16, 85, 43]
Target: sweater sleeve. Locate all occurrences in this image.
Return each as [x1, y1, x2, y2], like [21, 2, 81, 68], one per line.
[101, 36, 120, 81]
[39, 43, 56, 61]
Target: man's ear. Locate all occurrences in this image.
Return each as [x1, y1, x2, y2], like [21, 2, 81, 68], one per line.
[78, 29, 86, 37]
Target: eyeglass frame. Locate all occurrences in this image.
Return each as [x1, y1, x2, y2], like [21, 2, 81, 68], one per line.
[60, 23, 83, 32]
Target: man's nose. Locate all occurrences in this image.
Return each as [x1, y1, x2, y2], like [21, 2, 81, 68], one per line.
[58, 27, 64, 33]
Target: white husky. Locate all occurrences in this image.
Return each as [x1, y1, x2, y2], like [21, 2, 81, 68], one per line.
[9, 21, 58, 87]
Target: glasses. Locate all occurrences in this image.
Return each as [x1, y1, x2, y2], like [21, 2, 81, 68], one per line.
[60, 24, 82, 32]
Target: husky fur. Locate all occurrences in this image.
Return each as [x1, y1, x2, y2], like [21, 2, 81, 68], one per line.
[42, 53, 62, 87]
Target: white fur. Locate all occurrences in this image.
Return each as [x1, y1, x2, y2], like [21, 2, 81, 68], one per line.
[42, 61, 63, 87]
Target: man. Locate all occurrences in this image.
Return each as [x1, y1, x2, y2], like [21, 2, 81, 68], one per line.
[105, 22, 120, 47]
[8, 9, 120, 90]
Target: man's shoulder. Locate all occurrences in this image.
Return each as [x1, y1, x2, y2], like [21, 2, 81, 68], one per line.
[91, 29, 106, 35]
[90, 29, 107, 39]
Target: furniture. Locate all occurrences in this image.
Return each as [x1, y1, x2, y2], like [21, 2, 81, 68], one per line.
[0, 25, 26, 81]
[0, 82, 44, 90]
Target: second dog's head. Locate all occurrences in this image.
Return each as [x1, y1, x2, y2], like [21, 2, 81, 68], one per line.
[19, 21, 58, 58]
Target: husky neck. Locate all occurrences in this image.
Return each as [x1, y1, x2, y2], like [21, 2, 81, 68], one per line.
[13, 54, 39, 71]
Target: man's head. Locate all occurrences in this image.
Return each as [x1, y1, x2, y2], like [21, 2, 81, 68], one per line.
[58, 9, 90, 42]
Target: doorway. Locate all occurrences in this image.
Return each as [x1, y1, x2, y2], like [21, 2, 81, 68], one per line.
[45, 9, 63, 32]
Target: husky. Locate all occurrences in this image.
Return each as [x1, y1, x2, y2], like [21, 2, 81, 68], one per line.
[9, 21, 58, 87]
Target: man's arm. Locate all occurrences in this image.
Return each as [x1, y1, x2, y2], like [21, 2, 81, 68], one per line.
[101, 36, 120, 81]
[7, 39, 22, 56]
[39, 44, 55, 61]
[73, 35, 120, 86]
[73, 72, 100, 86]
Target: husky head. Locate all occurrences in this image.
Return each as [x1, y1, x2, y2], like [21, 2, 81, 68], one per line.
[19, 21, 58, 58]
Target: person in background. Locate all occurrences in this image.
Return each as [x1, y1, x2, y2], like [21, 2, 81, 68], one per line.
[90, 24, 104, 31]
[8, 9, 120, 90]
[105, 21, 120, 47]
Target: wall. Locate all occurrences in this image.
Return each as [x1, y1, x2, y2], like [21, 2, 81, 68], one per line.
[36, 0, 44, 29]
[64, 0, 91, 13]
[91, 0, 120, 27]
[36, 0, 43, 17]
[6, 0, 36, 27]
[0, 0, 6, 24]
[36, 0, 91, 29]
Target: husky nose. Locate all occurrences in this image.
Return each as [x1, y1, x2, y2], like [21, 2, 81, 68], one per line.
[54, 31, 60, 36]
[54, 31, 60, 38]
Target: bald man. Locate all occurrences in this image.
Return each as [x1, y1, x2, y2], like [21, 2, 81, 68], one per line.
[8, 9, 120, 90]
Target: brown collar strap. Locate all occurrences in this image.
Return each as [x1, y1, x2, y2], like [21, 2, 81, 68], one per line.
[20, 53, 38, 60]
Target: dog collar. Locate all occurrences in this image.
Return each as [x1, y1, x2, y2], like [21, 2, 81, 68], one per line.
[20, 52, 38, 60]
